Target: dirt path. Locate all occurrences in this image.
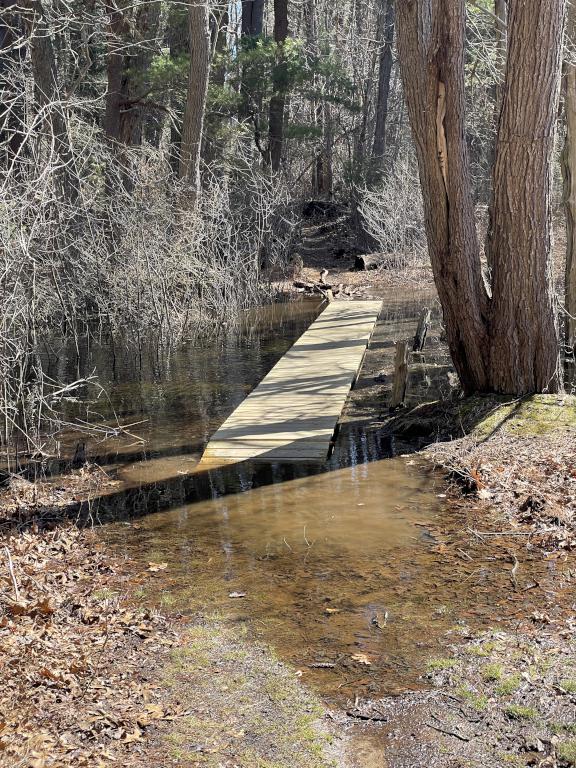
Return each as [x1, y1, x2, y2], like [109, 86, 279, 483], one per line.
[280, 213, 433, 301]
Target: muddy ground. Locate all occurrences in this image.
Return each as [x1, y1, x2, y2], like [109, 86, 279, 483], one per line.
[3, 398, 575, 768]
[2, 217, 576, 767]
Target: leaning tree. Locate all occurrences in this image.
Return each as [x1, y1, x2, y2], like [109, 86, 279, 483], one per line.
[396, 0, 565, 395]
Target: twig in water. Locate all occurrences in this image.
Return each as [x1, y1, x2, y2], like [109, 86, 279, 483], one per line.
[303, 526, 314, 548]
[509, 551, 519, 590]
[425, 718, 470, 742]
[468, 527, 544, 538]
[347, 710, 388, 722]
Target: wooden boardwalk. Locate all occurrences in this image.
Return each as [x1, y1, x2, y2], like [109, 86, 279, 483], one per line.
[202, 301, 382, 462]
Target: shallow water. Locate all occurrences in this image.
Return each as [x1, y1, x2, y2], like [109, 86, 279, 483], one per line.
[44, 292, 572, 706]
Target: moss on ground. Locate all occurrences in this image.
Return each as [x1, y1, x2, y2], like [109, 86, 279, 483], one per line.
[420, 628, 576, 766]
[559, 739, 576, 765]
[385, 393, 576, 447]
[157, 619, 337, 768]
[426, 657, 458, 672]
[468, 394, 576, 438]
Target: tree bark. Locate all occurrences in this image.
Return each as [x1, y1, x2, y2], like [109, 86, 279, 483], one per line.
[397, 0, 564, 396]
[488, 0, 564, 394]
[103, 0, 129, 143]
[104, 0, 161, 147]
[563, 1, 576, 354]
[120, 0, 161, 146]
[0, 0, 25, 169]
[239, 0, 265, 128]
[396, 0, 489, 394]
[371, 0, 394, 172]
[242, 0, 265, 37]
[26, 0, 79, 202]
[179, 0, 210, 202]
[167, 2, 189, 173]
[267, 0, 289, 172]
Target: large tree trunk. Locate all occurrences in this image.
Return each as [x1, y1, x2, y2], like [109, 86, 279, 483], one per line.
[103, 0, 128, 143]
[397, 0, 564, 397]
[239, 0, 265, 130]
[267, 0, 288, 172]
[242, 0, 265, 37]
[563, 2, 576, 354]
[371, 0, 394, 173]
[0, 0, 25, 170]
[179, 0, 210, 202]
[488, 0, 563, 394]
[104, 0, 161, 147]
[26, 0, 79, 203]
[167, 2, 189, 173]
[119, 0, 161, 146]
[396, 0, 489, 394]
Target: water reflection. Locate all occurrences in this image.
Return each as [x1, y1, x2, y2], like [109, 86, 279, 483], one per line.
[38, 290, 572, 704]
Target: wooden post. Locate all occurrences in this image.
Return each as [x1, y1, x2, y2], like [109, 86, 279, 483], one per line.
[390, 340, 409, 409]
[413, 308, 431, 352]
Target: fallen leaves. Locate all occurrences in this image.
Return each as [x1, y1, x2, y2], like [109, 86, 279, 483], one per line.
[0, 525, 179, 767]
[427, 432, 576, 551]
[147, 562, 168, 573]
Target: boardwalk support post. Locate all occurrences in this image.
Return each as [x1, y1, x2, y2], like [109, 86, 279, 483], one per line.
[413, 308, 431, 352]
[390, 340, 409, 409]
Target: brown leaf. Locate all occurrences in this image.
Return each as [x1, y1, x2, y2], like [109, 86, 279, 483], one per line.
[122, 726, 143, 743]
[147, 562, 168, 572]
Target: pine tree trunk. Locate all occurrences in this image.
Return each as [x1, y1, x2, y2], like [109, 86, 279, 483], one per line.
[242, 0, 265, 37]
[396, 0, 490, 394]
[103, 0, 129, 144]
[488, 0, 564, 394]
[267, 0, 288, 172]
[119, 0, 161, 146]
[26, 0, 79, 203]
[239, 0, 265, 129]
[179, 0, 210, 203]
[563, 2, 576, 354]
[371, 0, 394, 173]
[167, 3, 189, 173]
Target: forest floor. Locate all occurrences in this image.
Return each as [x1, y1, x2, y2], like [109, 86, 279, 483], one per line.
[359, 395, 576, 768]
[277, 211, 433, 300]
[0, 478, 343, 768]
[2, 214, 576, 767]
[3, 394, 575, 768]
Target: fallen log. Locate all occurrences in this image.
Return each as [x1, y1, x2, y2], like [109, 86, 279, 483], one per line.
[292, 281, 335, 301]
[293, 280, 316, 290]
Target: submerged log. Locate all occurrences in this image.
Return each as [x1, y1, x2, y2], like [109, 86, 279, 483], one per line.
[413, 308, 431, 352]
[390, 340, 409, 409]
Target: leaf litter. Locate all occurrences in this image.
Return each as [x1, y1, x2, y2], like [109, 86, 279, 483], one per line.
[0, 473, 188, 768]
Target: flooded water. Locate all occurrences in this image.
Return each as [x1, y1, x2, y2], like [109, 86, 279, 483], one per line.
[41, 292, 573, 706]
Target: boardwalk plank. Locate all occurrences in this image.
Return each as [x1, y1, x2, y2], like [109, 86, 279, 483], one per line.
[202, 301, 382, 462]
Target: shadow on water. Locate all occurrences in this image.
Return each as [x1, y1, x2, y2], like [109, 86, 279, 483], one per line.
[20, 290, 575, 705]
